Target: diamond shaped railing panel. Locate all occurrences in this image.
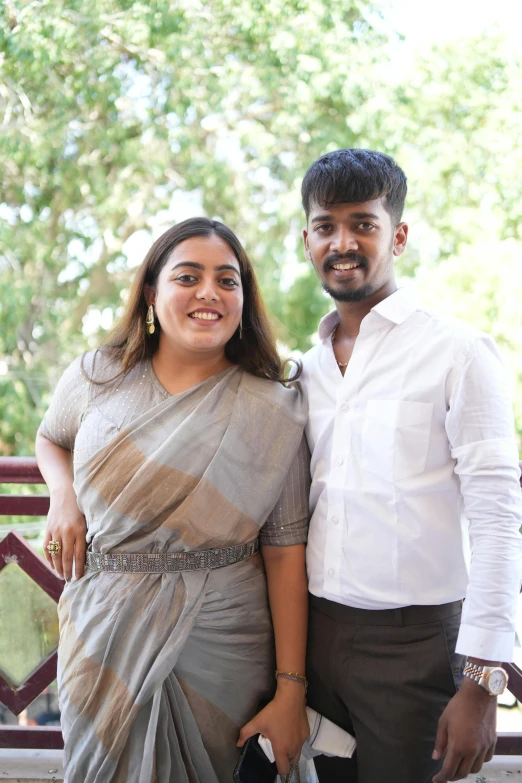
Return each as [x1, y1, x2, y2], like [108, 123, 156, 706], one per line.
[0, 562, 59, 687]
[0, 531, 63, 716]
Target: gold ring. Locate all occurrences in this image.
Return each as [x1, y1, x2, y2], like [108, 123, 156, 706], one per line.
[47, 540, 62, 555]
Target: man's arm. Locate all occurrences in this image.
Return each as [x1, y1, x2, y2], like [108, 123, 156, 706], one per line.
[433, 333, 522, 783]
[447, 334, 522, 661]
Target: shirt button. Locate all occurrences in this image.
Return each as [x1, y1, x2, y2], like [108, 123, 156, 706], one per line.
[331, 516, 339, 525]
[328, 568, 335, 577]
[336, 456, 344, 466]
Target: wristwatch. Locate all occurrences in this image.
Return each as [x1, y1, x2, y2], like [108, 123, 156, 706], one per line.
[463, 661, 509, 696]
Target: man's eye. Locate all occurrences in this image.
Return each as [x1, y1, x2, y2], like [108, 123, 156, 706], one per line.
[316, 224, 332, 232]
[357, 223, 375, 230]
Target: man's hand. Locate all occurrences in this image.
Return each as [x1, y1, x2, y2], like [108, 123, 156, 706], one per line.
[432, 678, 497, 782]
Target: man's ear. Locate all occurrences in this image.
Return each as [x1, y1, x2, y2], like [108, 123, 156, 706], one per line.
[144, 284, 156, 306]
[393, 222, 408, 257]
[303, 227, 312, 262]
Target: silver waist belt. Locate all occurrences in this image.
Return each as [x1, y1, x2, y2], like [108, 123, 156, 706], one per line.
[85, 538, 259, 573]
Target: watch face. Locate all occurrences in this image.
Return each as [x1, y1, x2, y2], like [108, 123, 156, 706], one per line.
[488, 668, 508, 695]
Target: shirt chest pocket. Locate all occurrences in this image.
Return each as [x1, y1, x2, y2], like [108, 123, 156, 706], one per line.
[361, 400, 434, 482]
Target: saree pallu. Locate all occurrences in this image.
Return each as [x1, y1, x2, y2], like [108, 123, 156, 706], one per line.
[58, 367, 307, 783]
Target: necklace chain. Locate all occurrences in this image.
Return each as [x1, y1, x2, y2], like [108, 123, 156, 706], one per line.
[331, 323, 349, 368]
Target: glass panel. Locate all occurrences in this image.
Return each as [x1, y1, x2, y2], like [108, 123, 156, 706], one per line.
[0, 562, 59, 687]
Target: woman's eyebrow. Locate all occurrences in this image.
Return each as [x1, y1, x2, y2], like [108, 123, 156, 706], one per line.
[170, 261, 204, 271]
[170, 261, 240, 273]
[215, 264, 240, 273]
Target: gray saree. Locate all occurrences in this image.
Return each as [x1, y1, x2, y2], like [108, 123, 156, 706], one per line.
[39, 356, 309, 783]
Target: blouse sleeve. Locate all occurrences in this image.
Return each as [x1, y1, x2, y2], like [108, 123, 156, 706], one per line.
[260, 436, 311, 547]
[37, 356, 91, 451]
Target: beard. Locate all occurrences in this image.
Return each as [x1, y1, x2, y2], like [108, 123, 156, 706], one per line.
[322, 280, 378, 302]
[321, 251, 375, 302]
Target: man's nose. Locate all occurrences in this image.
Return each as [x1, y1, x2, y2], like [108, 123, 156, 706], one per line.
[330, 227, 358, 254]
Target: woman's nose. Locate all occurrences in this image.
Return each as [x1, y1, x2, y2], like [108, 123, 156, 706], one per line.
[195, 281, 219, 301]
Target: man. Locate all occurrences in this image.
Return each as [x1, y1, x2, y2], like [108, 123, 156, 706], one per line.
[300, 148, 522, 783]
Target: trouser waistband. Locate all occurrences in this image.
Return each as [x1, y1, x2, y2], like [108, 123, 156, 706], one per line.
[309, 594, 462, 626]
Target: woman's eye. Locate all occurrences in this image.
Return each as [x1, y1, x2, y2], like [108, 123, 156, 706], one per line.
[175, 274, 198, 283]
[220, 277, 239, 287]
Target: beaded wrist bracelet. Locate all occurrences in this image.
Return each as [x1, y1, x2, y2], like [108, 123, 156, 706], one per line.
[275, 670, 308, 691]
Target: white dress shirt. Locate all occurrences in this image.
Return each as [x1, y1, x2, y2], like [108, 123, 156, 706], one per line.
[302, 287, 522, 661]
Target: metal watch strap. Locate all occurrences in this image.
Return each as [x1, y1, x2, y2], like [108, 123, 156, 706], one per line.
[463, 662, 486, 682]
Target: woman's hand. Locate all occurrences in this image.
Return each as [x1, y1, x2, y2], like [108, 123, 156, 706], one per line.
[43, 485, 87, 582]
[237, 680, 309, 776]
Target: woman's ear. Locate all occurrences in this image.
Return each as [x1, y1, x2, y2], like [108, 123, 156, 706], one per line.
[144, 284, 156, 307]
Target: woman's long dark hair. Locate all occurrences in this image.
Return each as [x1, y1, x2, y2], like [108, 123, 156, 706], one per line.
[88, 217, 291, 382]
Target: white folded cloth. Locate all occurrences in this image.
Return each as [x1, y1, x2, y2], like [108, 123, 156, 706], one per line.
[258, 706, 356, 781]
[301, 707, 356, 759]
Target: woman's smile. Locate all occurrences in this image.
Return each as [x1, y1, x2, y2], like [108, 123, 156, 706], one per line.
[188, 307, 223, 322]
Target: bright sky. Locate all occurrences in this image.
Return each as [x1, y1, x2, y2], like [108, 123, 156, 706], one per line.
[386, 0, 521, 45]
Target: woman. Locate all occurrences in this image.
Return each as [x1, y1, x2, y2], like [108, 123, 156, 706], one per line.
[36, 218, 310, 783]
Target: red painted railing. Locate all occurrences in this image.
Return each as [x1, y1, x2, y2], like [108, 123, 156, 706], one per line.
[0, 457, 49, 516]
[1, 456, 522, 754]
[0, 459, 60, 749]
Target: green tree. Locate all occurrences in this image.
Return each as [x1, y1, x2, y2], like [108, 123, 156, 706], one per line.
[0, 0, 388, 454]
[1, 0, 522, 458]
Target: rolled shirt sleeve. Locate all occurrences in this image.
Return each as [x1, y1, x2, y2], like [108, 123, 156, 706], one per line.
[446, 334, 522, 661]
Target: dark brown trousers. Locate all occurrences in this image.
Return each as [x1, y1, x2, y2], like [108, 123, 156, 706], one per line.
[306, 595, 464, 783]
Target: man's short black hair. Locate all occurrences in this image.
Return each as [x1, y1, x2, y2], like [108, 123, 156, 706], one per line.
[301, 148, 407, 225]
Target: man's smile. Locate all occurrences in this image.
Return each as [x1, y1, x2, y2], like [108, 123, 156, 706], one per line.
[331, 261, 362, 270]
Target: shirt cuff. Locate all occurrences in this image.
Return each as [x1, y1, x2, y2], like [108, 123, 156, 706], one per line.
[456, 622, 516, 662]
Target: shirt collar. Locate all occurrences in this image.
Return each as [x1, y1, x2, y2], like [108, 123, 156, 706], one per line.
[317, 287, 420, 341]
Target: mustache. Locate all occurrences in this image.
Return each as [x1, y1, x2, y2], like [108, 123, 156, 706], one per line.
[323, 253, 368, 274]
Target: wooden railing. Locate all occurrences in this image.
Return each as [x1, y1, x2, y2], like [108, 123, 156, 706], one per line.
[1, 456, 522, 754]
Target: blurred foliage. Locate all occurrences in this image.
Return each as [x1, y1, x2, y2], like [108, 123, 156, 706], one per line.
[415, 240, 522, 444]
[1, 0, 521, 458]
